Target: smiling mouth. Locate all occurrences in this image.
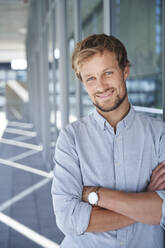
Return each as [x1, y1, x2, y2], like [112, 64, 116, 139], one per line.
[96, 89, 114, 99]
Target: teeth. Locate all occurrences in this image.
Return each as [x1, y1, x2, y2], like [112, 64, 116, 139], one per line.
[98, 89, 113, 98]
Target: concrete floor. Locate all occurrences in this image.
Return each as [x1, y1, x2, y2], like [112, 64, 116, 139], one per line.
[0, 119, 64, 248]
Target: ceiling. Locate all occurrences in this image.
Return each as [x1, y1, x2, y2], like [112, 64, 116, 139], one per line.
[0, 0, 29, 62]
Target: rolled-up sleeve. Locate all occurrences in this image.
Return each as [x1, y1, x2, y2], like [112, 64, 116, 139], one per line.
[156, 125, 165, 229]
[156, 190, 165, 229]
[51, 127, 92, 235]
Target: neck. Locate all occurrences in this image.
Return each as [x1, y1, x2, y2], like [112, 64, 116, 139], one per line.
[96, 97, 130, 132]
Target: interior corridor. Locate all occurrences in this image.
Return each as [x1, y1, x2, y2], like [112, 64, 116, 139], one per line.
[0, 116, 64, 247]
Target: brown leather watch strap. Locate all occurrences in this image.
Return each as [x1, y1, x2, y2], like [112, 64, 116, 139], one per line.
[95, 186, 101, 206]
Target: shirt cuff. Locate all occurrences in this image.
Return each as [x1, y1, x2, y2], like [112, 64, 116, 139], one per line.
[77, 201, 92, 235]
[156, 190, 165, 229]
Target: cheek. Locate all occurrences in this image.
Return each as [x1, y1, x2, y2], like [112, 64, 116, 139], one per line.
[84, 87, 94, 99]
[84, 84, 96, 94]
[119, 82, 127, 94]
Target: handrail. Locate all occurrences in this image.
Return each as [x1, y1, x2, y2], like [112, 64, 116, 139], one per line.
[134, 106, 163, 115]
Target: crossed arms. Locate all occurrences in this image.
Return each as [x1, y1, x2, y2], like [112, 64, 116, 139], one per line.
[52, 128, 165, 235]
[82, 162, 165, 232]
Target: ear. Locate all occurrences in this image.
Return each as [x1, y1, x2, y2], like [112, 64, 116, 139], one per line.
[124, 65, 130, 81]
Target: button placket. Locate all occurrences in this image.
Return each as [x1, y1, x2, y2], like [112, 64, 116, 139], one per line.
[114, 135, 125, 191]
[115, 135, 127, 248]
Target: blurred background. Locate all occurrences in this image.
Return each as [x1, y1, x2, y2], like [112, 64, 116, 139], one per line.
[0, 0, 164, 247]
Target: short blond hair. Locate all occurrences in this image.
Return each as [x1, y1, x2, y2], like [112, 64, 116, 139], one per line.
[72, 34, 130, 81]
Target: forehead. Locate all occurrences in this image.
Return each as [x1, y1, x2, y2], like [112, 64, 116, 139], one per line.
[79, 51, 118, 76]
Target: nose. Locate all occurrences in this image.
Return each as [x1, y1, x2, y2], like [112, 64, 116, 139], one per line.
[96, 76, 108, 91]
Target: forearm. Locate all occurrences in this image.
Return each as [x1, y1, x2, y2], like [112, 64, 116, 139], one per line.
[86, 206, 135, 232]
[98, 188, 162, 225]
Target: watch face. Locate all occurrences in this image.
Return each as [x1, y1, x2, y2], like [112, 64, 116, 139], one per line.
[88, 192, 98, 205]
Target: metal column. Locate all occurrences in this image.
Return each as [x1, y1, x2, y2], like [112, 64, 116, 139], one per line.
[38, 0, 51, 168]
[103, 0, 112, 35]
[57, 0, 69, 128]
[26, 0, 42, 140]
[162, 0, 165, 121]
[51, 6, 59, 141]
[74, 0, 83, 118]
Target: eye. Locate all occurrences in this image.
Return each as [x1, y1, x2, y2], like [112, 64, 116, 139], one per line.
[105, 71, 113, 76]
[86, 76, 95, 82]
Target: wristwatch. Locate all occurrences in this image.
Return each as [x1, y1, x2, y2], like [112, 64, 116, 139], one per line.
[88, 187, 100, 206]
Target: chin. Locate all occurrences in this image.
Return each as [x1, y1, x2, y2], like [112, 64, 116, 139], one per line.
[94, 99, 124, 112]
[94, 104, 115, 113]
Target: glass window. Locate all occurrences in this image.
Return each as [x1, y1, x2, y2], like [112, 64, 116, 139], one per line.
[53, 2, 60, 130]
[81, 0, 103, 116]
[67, 0, 77, 123]
[48, 9, 57, 150]
[112, 0, 162, 109]
[67, 0, 103, 120]
[81, 0, 103, 37]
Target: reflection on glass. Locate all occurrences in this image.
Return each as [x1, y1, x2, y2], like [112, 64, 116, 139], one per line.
[112, 0, 162, 109]
[81, 0, 103, 38]
[67, 0, 103, 119]
[48, 6, 59, 149]
[67, 0, 77, 123]
[81, 0, 103, 116]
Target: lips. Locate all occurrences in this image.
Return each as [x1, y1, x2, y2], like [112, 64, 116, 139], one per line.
[96, 89, 114, 99]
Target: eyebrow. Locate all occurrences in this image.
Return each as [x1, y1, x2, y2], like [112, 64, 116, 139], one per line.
[83, 67, 115, 78]
[83, 74, 93, 79]
[102, 67, 115, 72]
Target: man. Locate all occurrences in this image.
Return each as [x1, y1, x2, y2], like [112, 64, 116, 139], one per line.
[52, 34, 165, 248]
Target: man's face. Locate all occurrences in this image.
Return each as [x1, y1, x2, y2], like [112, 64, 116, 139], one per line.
[80, 51, 130, 113]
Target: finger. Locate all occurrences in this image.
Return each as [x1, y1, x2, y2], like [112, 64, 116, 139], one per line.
[150, 162, 165, 182]
[155, 181, 165, 191]
[152, 172, 165, 189]
[150, 173, 165, 190]
[147, 175, 165, 192]
[147, 180, 162, 192]
[153, 161, 165, 174]
[148, 170, 165, 192]
[151, 164, 165, 184]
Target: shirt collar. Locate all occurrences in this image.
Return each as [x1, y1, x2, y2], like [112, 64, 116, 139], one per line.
[93, 108, 107, 131]
[121, 104, 135, 129]
[93, 104, 136, 132]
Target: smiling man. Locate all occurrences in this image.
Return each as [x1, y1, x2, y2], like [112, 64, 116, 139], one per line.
[52, 34, 165, 248]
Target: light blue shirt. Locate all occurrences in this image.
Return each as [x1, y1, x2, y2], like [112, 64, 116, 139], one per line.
[52, 105, 165, 248]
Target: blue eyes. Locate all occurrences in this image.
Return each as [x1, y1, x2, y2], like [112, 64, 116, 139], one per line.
[105, 71, 113, 75]
[87, 77, 95, 82]
[86, 72, 113, 82]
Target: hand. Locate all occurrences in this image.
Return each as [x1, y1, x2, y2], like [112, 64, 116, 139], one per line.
[147, 161, 165, 192]
[82, 186, 98, 202]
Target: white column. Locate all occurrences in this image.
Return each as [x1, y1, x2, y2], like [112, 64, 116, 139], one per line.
[74, 0, 83, 118]
[57, 0, 69, 128]
[103, 0, 112, 35]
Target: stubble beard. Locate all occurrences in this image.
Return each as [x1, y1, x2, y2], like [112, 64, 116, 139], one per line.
[93, 87, 128, 113]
